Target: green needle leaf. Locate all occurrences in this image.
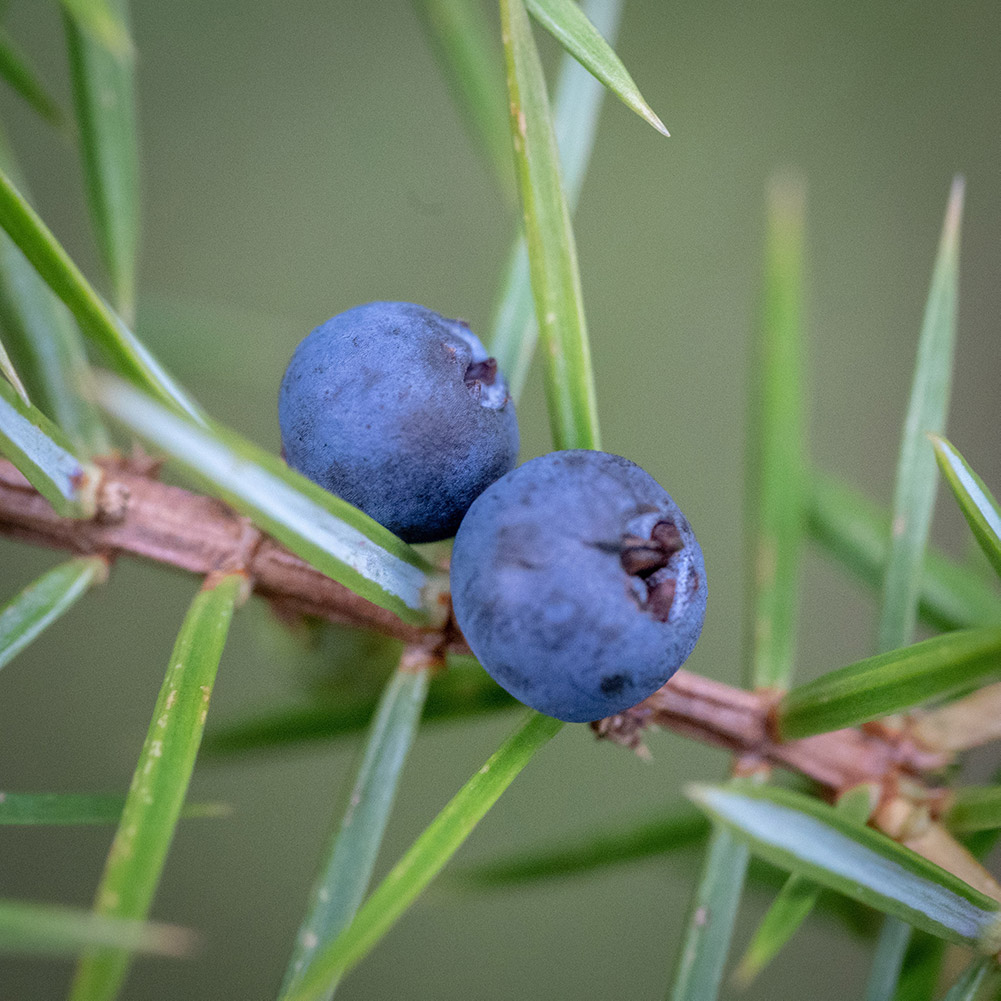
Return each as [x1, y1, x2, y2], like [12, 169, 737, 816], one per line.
[548, 0, 621, 212]
[0, 128, 110, 455]
[490, 0, 620, 401]
[68, 572, 244, 1001]
[457, 814, 875, 938]
[65, 0, 140, 320]
[0, 329, 28, 402]
[688, 782, 1001, 951]
[285, 712, 564, 1001]
[778, 626, 1001, 739]
[891, 931, 948, 1001]
[0, 556, 106, 672]
[807, 473, 1001, 632]
[57, 0, 133, 59]
[411, 0, 512, 194]
[0, 791, 226, 825]
[745, 173, 807, 690]
[946, 787, 1001, 835]
[931, 435, 1001, 581]
[0, 239, 109, 454]
[279, 663, 430, 1000]
[0, 26, 65, 126]
[733, 785, 875, 986]
[0, 377, 101, 517]
[501, 0, 600, 450]
[878, 177, 964, 654]
[524, 0, 668, 135]
[865, 917, 912, 1001]
[0, 166, 202, 421]
[0, 898, 191, 957]
[95, 372, 436, 625]
[204, 658, 517, 755]
[460, 802, 708, 886]
[865, 181, 966, 1001]
[734, 874, 818, 988]
[939, 957, 999, 1001]
[666, 824, 750, 1001]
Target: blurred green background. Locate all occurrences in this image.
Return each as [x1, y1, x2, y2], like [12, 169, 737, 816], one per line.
[1, 0, 1000, 998]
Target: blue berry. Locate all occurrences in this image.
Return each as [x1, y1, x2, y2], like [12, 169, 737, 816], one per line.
[279, 302, 519, 543]
[450, 450, 707, 722]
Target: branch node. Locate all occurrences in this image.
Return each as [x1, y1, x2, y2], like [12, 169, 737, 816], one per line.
[757, 686, 786, 745]
[96, 476, 130, 525]
[222, 516, 265, 577]
[591, 707, 654, 759]
[400, 634, 448, 674]
[203, 569, 254, 605]
[732, 754, 770, 779]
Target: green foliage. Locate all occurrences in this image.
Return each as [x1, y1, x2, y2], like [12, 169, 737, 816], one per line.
[69, 572, 244, 1001]
[0, 126, 110, 455]
[411, 0, 512, 193]
[0, 25, 64, 126]
[0, 556, 106, 671]
[524, 0, 668, 135]
[745, 172, 807, 690]
[0, 374, 100, 516]
[778, 626, 1001, 739]
[940, 958, 1000, 1001]
[56, 0, 133, 58]
[284, 712, 564, 1001]
[64, 0, 139, 320]
[204, 653, 518, 754]
[667, 823, 750, 1001]
[458, 800, 709, 884]
[0, 166, 200, 419]
[733, 785, 876, 986]
[807, 473, 1001, 632]
[501, 0, 601, 450]
[0, 792, 225, 825]
[946, 787, 1001, 835]
[932, 435, 1001, 580]
[688, 783, 1001, 950]
[0, 324, 28, 401]
[489, 0, 620, 401]
[278, 665, 430, 1000]
[0, 899, 190, 958]
[0, 5, 999, 1001]
[877, 178, 963, 655]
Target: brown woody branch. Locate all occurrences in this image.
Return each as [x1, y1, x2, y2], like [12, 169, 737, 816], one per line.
[594, 672, 950, 793]
[0, 458, 425, 645]
[0, 457, 953, 800]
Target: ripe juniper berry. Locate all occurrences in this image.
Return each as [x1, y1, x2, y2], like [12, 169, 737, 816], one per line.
[451, 450, 707, 722]
[279, 301, 519, 543]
